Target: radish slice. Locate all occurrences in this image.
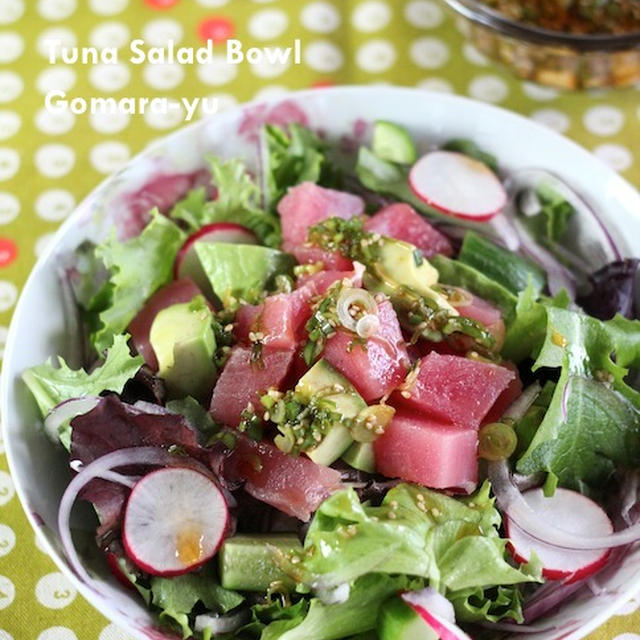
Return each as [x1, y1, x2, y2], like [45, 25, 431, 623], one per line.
[401, 588, 472, 640]
[505, 487, 612, 582]
[409, 151, 506, 221]
[174, 222, 259, 296]
[123, 467, 228, 576]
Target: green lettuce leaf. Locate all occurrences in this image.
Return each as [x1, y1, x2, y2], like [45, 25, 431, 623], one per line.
[523, 182, 574, 244]
[90, 209, 185, 352]
[149, 570, 244, 639]
[170, 157, 281, 248]
[22, 334, 143, 447]
[517, 307, 640, 491]
[275, 482, 539, 625]
[451, 585, 525, 624]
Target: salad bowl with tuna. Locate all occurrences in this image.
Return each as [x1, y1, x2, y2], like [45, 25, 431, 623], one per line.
[3, 88, 640, 640]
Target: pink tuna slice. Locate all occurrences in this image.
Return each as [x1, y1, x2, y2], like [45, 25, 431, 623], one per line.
[394, 352, 515, 430]
[296, 264, 364, 296]
[223, 432, 342, 521]
[290, 245, 353, 271]
[128, 278, 203, 371]
[234, 286, 315, 350]
[210, 346, 295, 427]
[484, 361, 522, 424]
[277, 182, 364, 249]
[374, 410, 478, 493]
[323, 298, 409, 402]
[453, 289, 506, 350]
[364, 203, 453, 258]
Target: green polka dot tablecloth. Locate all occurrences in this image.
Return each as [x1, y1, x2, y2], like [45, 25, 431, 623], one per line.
[0, 0, 639, 638]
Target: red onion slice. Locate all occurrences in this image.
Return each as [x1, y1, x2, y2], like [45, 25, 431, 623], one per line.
[489, 460, 640, 550]
[44, 396, 101, 443]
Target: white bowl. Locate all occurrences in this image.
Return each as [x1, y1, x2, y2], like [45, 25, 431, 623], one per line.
[2, 86, 640, 640]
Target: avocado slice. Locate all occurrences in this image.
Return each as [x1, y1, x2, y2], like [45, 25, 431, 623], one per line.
[218, 534, 302, 592]
[342, 442, 375, 474]
[195, 242, 294, 307]
[370, 240, 456, 313]
[296, 359, 367, 466]
[149, 296, 217, 402]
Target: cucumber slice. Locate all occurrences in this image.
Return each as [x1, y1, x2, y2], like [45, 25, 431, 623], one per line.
[372, 120, 417, 165]
[379, 596, 438, 640]
[342, 442, 375, 473]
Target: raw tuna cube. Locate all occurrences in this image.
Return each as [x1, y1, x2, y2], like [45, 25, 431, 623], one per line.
[210, 346, 295, 426]
[128, 278, 202, 371]
[297, 267, 363, 296]
[364, 203, 452, 257]
[483, 361, 522, 424]
[234, 286, 314, 350]
[278, 182, 364, 248]
[224, 433, 342, 521]
[454, 290, 506, 349]
[323, 298, 409, 402]
[373, 410, 477, 493]
[394, 352, 515, 430]
[290, 246, 353, 271]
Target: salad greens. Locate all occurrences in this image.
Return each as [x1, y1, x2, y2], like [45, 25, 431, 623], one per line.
[21, 117, 640, 640]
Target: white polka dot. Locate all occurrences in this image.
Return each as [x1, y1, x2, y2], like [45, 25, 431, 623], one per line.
[35, 189, 76, 222]
[0, 630, 14, 640]
[0, 576, 15, 610]
[0, 72, 23, 103]
[34, 108, 75, 136]
[531, 108, 570, 133]
[90, 141, 130, 175]
[304, 40, 344, 72]
[89, 22, 130, 49]
[37, 27, 77, 58]
[142, 19, 183, 47]
[88, 0, 128, 15]
[37, 628, 77, 640]
[143, 62, 184, 90]
[351, 1, 391, 32]
[196, 54, 238, 86]
[35, 573, 77, 609]
[416, 77, 453, 93]
[0, 471, 14, 505]
[250, 57, 290, 78]
[0, 327, 6, 360]
[98, 624, 134, 640]
[37, 67, 76, 94]
[0, 193, 19, 224]
[0, 32, 24, 63]
[248, 8, 289, 40]
[409, 37, 449, 69]
[89, 62, 130, 92]
[143, 102, 184, 130]
[195, 0, 229, 6]
[463, 42, 489, 66]
[34, 144, 75, 178]
[35, 233, 56, 258]
[37, 0, 76, 20]
[593, 143, 633, 172]
[468, 74, 509, 103]
[0, 148, 19, 181]
[253, 85, 290, 101]
[300, 2, 341, 33]
[199, 93, 237, 117]
[583, 105, 625, 136]
[0, 112, 20, 140]
[522, 81, 560, 101]
[404, 0, 443, 28]
[0, 525, 15, 557]
[356, 39, 396, 73]
[89, 110, 130, 134]
[0, 0, 24, 24]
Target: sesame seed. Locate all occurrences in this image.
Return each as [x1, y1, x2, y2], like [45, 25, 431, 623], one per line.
[388, 511, 397, 520]
[347, 525, 357, 536]
[389, 500, 398, 509]
[263, 411, 270, 421]
[290, 555, 300, 564]
[224, 324, 234, 332]
[416, 493, 425, 502]
[374, 427, 385, 435]
[400, 391, 412, 399]
[417, 502, 427, 511]
[431, 508, 441, 517]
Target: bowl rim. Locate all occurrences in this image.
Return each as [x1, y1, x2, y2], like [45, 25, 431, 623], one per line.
[2, 84, 640, 640]
[442, 0, 640, 51]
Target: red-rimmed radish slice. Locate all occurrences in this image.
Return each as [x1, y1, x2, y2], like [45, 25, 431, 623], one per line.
[505, 487, 613, 583]
[409, 151, 506, 221]
[174, 222, 259, 295]
[393, 588, 472, 640]
[123, 467, 229, 576]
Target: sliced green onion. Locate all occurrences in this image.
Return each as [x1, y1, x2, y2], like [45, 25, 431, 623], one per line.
[478, 422, 517, 461]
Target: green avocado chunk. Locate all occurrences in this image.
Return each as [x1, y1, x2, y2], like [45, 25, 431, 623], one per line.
[296, 359, 367, 466]
[195, 242, 294, 307]
[342, 442, 375, 474]
[218, 534, 302, 592]
[149, 295, 217, 402]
